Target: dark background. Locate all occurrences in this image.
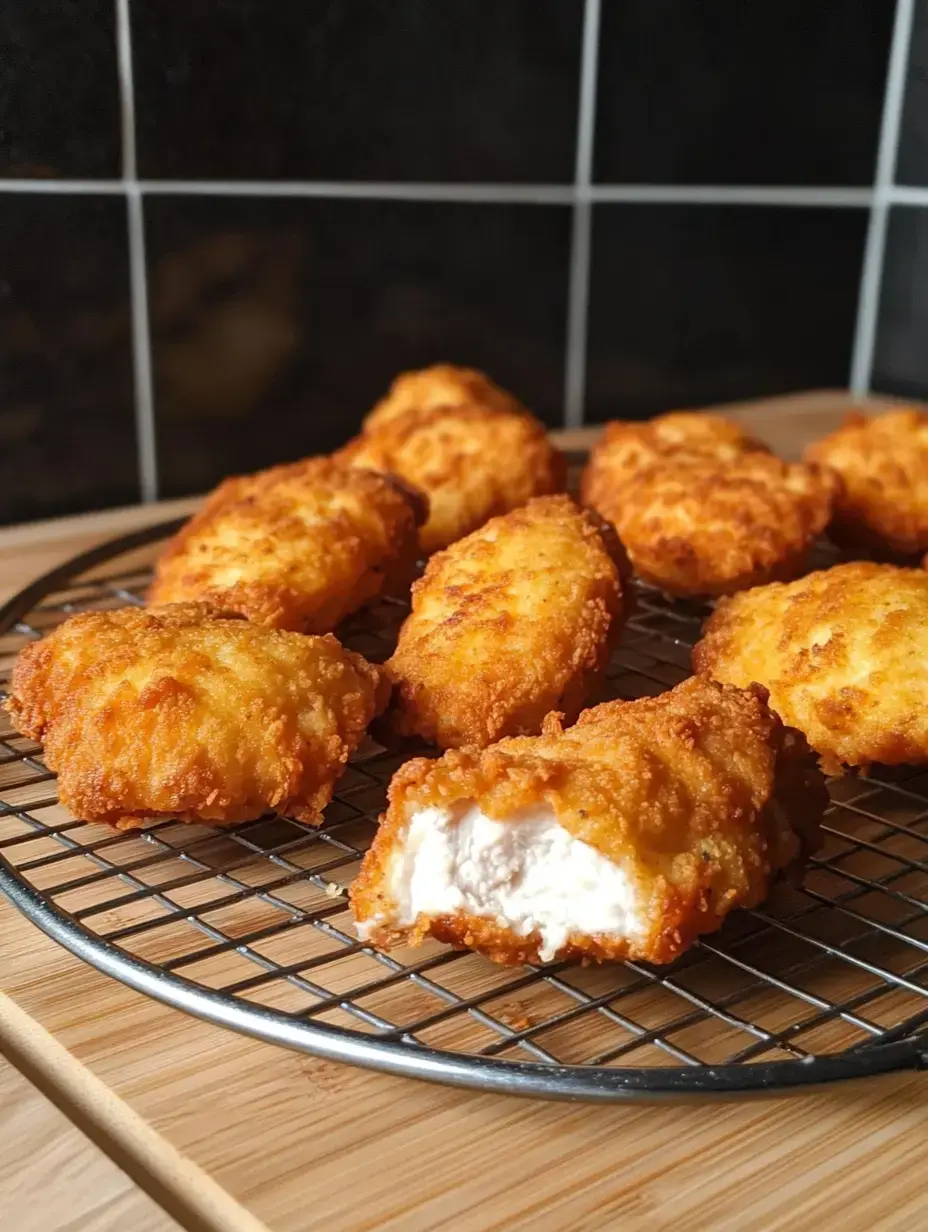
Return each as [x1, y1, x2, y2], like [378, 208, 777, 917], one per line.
[0, 0, 923, 523]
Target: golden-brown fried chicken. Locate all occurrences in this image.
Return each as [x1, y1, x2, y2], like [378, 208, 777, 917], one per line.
[581, 411, 768, 509]
[587, 451, 837, 597]
[363, 364, 525, 434]
[148, 457, 424, 632]
[338, 404, 566, 554]
[384, 495, 624, 750]
[351, 677, 824, 966]
[6, 603, 389, 828]
[804, 408, 928, 557]
[694, 561, 928, 773]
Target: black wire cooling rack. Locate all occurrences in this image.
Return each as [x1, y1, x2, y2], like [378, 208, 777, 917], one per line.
[1, 519, 927, 1101]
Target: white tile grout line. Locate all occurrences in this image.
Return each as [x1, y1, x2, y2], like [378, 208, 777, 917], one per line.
[563, 0, 602, 428]
[892, 185, 928, 204]
[588, 185, 873, 207]
[115, 0, 158, 503]
[850, 0, 916, 396]
[125, 189, 158, 501]
[142, 180, 575, 203]
[0, 178, 879, 206]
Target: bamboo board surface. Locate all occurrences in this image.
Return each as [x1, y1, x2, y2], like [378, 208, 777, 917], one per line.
[0, 1056, 179, 1232]
[0, 391, 926, 1232]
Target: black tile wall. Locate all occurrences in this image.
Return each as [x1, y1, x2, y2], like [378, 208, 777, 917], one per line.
[594, 2, 893, 186]
[585, 205, 869, 422]
[873, 207, 928, 397]
[146, 196, 571, 497]
[897, 1, 928, 184]
[132, 0, 582, 183]
[0, 0, 121, 179]
[4, 0, 928, 526]
[0, 194, 139, 524]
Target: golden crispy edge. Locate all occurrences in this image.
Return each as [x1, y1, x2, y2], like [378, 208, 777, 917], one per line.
[6, 606, 390, 828]
[384, 495, 625, 748]
[586, 455, 838, 598]
[5, 601, 239, 742]
[805, 410, 928, 557]
[363, 365, 526, 433]
[340, 405, 568, 552]
[692, 562, 928, 772]
[580, 413, 769, 508]
[147, 460, 426, 629]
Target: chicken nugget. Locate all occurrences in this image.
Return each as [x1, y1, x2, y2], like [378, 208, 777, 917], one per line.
[364, 364, 525, 434]
[6, 602, 389, 828]
[148, 457, 424, 632]
[694, 561, 928, 773]
[351, 677, 824, 966]
[804, 408, 928, 557]
[581, 411, 767, 509]
[589, 451, 837, 597]
[384, 495, 624, 750]
[338, 404, 566, 554]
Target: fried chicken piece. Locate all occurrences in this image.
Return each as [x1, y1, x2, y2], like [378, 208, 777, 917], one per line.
[581, 412, 830, 596]
[804, 408, 928, 557]
[695, 561, 928, 772]
[587, 451, 837, 597]
[148, 457, 424, 632]
[351, 677, 824, 966]
[581, 411, 768, 509]
[338, 404, 566, 554]
[6, 603, 389, 828]
[364, 364, 525, 434]
[384, 495, 624, 750]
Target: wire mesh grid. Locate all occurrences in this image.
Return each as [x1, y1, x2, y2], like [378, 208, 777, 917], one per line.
[1, 522, 927, 1099]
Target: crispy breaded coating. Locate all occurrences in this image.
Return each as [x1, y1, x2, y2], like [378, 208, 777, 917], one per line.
[351, 677, 824, 966]
[6, 603, 389, 829]
[694, 562, 928, 773]
[148, 457, 424, 632]
[338, 405, 566, 554]
[804, 408, 928, 557]
[588, 451, 837, 597]
[363, 364, 525, 434]
[581, 411, 768, 510]
[385, 495, 624, 749]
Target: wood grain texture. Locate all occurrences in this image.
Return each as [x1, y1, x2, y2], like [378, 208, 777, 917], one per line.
[0, 390, 926, 1232]
[2, 917, 926, 1232]
[0, 1056, 178, 1232]
[0, 992, 270, 1232]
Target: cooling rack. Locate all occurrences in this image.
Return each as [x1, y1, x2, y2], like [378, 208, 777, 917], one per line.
[1, 520, 927, 1101]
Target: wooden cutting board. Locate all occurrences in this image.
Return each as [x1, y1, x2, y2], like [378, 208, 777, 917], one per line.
[0, 389, 925, 1232]
[0, 1056, 179, 1232]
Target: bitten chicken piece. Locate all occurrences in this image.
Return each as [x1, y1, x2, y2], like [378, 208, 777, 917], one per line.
[339, 380, 565, 553]
[148, 457, 424, 632]
[385, 495, 624, 749]
[694, 561, 928, 773]
[804, 408, 928, 557]
[363, 364, 525, 434]
[351, 677, 824, 966]
[586, 448, 837, 598]
[6, 603, 389, 828]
